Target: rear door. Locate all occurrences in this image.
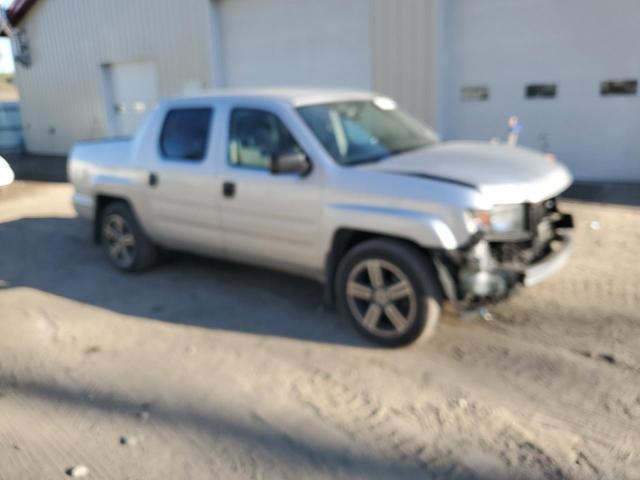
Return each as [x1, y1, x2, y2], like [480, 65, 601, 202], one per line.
[144, 103, 224, 256]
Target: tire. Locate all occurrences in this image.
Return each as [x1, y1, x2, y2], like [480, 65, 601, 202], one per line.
[100, 202, 158, 272]
[335, 239, 442, 347]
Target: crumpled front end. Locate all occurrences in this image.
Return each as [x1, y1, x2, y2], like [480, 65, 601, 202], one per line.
[440, 197, 574, 309]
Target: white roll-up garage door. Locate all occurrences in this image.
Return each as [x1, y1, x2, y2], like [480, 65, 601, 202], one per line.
[444, 0, 640, 182]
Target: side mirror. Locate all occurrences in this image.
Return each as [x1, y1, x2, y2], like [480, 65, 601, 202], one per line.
[270, 152, 311, 176]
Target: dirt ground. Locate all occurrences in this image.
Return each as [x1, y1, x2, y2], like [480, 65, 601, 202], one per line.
[0, 182, 639, 480]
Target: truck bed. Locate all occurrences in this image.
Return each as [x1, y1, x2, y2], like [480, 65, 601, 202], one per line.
[68, 137, 139, 220]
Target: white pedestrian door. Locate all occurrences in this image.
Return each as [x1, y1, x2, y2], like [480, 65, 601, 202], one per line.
[103, 61, 159, 136]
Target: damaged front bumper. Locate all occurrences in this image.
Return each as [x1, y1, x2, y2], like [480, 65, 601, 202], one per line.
[522, 233, 572, 287]
[437, 210, 574, 310]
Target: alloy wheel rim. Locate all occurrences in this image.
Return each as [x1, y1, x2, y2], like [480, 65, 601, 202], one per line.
[346, 259, 417, 338]
[103, 214, 136, 269]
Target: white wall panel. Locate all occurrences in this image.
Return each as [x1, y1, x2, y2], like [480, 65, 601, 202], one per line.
[218, 0, 372, 90]
[444, 0, 640, 181]
[371, 0, 441, 129]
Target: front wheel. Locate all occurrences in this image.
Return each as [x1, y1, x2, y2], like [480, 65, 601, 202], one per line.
[335, 239, 442, 347]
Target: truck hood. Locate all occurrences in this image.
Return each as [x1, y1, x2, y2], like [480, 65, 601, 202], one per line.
[360, 141, 573, 205]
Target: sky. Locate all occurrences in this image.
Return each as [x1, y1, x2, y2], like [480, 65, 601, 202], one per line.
[0, 0, 16, 74]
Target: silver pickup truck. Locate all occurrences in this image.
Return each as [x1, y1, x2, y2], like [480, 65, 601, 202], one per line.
[69, 88, 574, 346]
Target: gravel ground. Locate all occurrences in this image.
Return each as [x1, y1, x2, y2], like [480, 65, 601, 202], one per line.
[0, 182, 639, 480]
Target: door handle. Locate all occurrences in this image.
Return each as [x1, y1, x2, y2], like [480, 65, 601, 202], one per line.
[223, 181, 235, 198]
[149, 172, 159, 187]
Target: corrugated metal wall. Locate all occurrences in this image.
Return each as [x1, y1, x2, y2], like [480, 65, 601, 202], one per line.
[218, 0, 372, 90]
[370, 0, 440, 129]
[443, 0, 640, 181]
[14, 0, 213, 155]
[14, 0, 443, 155]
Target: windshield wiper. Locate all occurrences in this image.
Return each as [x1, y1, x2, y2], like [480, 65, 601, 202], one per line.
[341, 154, 390, 166]
[388, 144, 430, 157]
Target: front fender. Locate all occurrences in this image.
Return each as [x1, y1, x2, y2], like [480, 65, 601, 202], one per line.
[326, 203, 471, 250]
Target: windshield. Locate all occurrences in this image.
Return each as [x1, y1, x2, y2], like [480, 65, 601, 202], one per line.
[297, 99, 439, 165]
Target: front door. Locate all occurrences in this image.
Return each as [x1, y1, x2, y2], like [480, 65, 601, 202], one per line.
[218, 106, 323, 277]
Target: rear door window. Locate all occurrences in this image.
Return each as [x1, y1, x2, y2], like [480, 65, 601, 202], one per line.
[159, 108, 213, 161]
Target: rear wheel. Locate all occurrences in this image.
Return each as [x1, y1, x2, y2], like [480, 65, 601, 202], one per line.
[100, 202, 158, 272]
[336, 239, 442, 347]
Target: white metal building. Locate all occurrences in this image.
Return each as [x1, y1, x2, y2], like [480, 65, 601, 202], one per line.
[5, 0, 640, 181]
[4, 0, 439, 155]
[442, 0, 640, 182]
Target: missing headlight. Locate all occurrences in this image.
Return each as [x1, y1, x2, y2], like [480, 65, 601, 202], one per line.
[490, 204, 526, 234]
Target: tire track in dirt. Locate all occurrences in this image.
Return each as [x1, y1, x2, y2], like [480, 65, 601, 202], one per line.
[291, 368, 448, 478]
[1, 388, 115, 479]
[290, 365, 586, 479]
[438, 323, 640, 432]
[426, 322, 640, 479]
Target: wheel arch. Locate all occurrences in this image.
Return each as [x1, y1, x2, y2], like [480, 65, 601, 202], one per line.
[93, 194, 132, 244]
[324, 228, 445, 307]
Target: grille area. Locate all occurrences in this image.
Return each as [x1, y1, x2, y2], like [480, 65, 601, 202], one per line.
[491, 197, 558, 267]
[528, 198, 557, 233]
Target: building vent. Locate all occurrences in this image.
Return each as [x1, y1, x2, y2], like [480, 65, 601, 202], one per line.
[461, 86, 489, 102]
[600, 80, 637, 96]
[526, 84, 557, 99]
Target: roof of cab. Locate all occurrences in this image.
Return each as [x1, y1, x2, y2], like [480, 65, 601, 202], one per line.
[163, 87, 377, 108]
